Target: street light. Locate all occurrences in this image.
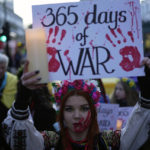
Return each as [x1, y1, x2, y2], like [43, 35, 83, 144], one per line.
[0, 35, 7, 42]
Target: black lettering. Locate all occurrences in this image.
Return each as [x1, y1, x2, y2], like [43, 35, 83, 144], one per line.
[99, 120, 110, 127]
[41, 8, 55, 27]
[119, 11, 127, 22]
[119, 111, 129, 116]
[80, 48, 96, 75]
[57, 48, 84, 75]
[67, 5, 78, 25]
[85, 4, 97, 25]
[108, 11, 118, 30]
[95, 46, 115, 74]
[98, 12, 109, 24]
[56, 6, 67, 26]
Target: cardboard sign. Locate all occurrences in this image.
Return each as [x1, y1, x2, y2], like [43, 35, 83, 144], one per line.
[32, 0, 144, 81]
[97, 103, 119, 131]
[117, 106, 133, 129]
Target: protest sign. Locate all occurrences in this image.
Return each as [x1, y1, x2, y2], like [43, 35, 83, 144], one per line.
[97, 103, 119, 131]
[117, 106, 133, 129]
[32, 0, 144, 81]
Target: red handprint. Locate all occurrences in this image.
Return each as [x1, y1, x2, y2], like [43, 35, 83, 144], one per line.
[46, 26, 67, 72]
[106, 27, 141, 72]
[47, 47, 60, 72]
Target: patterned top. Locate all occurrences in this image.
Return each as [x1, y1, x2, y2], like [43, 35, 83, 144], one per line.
[42, 130, 121, 149]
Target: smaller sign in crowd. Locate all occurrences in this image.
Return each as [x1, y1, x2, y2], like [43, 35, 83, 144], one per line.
[97, 104, 133, 131]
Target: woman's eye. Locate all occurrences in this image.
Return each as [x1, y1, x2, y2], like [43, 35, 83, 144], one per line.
[64, 107, 73, 112]
[81, 106, 90, 112]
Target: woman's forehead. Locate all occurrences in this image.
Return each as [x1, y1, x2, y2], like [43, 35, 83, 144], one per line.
[65, 95, 88, 106]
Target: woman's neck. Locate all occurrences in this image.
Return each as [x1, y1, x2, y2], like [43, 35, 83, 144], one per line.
[67, 128, 88, 142]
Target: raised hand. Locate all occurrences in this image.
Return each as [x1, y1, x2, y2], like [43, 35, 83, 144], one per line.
[138, 57, 150, 108]
[140, 57, 150, 69]
[21, 61, 46, 90]
[14, 61, 46, 110]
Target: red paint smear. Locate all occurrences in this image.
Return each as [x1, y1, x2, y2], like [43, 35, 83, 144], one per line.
[117, 40, 121, 44]
[119, 46, 140, 71]
[73, 111, 91, 133]
[40, 15, 46, 22]
[89, 40, 94, 58]
[64, 49, 71, 80]
[47, 47, 57, 55]
[110, 29, 117, 38]
[58, 29, 66, 45]
[47, 47, 60, 72]
[64, 49, 69, 56]
[72, 35, 75, 42]
[52, 26, 59, 43]
[46, 28, 53, 44]
[128, 31, 134, 42]
[128, 1, 139, 39]
[117, 28, 126, 43]
[82, 111, 91, 127]
[106, 34, 116, 47]
[110, 55, 114, 59]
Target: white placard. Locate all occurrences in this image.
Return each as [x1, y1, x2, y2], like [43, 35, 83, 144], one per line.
[97, 103, 119, 131]
[117, 106, 133, 129]
[32, 0, 144, 81]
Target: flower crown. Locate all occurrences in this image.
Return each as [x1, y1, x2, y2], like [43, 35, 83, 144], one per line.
[121, 78, 136, 89]
[54, 80, 101, 106]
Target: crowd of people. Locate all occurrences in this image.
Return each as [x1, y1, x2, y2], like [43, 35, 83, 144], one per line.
[0, 50, 150, 150]
[0, 1, 150, 149]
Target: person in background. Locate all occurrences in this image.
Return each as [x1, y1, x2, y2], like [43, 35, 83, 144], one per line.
[30, 86, 57, 132]
[111, 78, 139, 107]
[0, 53, 17, 150]
[0, 53, 18, 122]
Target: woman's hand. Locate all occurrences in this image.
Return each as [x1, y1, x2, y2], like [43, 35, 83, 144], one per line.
[140, 57, 150, 69]
[14, 61, 46, 110]
[21, 61, 46, 90]
[138, 57, 150, 107]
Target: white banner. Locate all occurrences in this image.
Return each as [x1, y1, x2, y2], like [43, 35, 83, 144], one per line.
[97, 103, 119, 131]
[117, 106, 133, 129]
[32, 0, 144, 81]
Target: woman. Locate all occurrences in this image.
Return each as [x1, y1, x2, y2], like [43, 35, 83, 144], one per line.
[111, 78, 139, 107]
[2, 58, 150, 150]
[53, 80, 109, 150]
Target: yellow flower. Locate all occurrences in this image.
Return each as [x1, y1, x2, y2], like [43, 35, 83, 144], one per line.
[122, 78, 128, 82]
[129, 81, 134, 88]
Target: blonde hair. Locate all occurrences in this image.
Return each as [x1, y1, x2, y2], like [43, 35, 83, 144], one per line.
[0, 53, 9, 68]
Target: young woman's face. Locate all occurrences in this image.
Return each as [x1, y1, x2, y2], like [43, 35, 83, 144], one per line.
[64, 95, 91, 135]
[115, 82, 126, 100]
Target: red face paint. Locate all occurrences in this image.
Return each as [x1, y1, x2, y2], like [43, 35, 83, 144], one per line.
[73, 111, 91, 133]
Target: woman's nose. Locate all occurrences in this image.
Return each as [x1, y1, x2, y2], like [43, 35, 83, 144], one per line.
[73, 110, 81, 118]
[115, 89, 119, 95]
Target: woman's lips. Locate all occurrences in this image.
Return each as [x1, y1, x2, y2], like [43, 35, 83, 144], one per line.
[73, 123, 83, 132]
[119, 46, 141, 71]
[73, 123, 81, 127]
